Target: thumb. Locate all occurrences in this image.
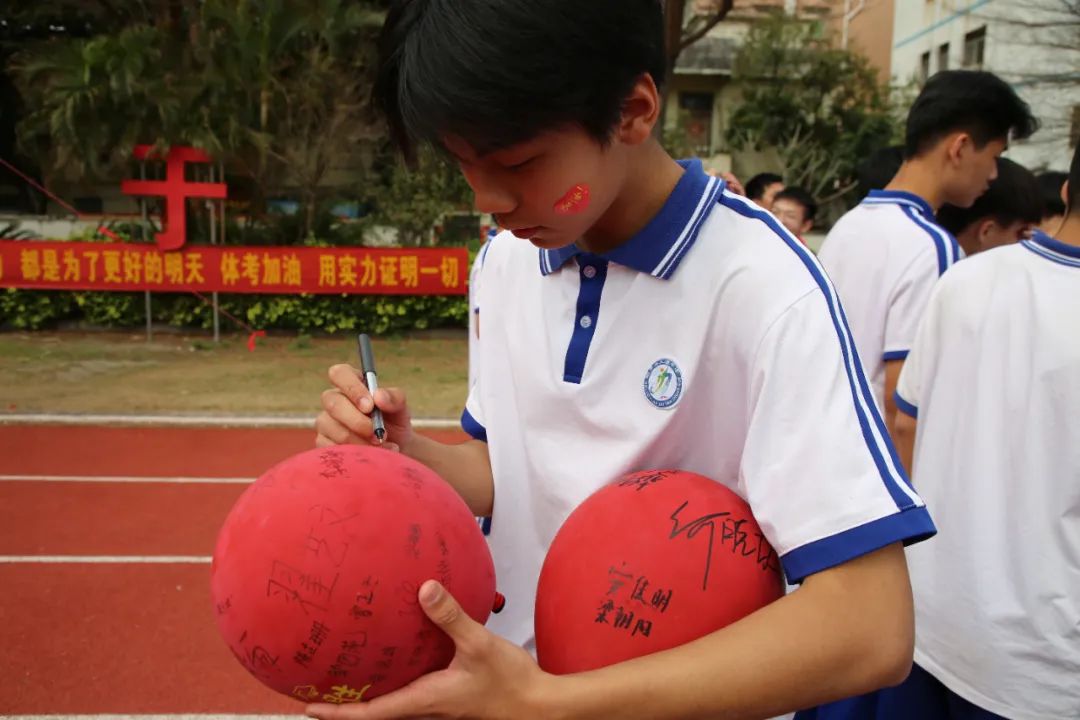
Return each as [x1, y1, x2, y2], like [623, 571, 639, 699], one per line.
[419, 580, 481, 647]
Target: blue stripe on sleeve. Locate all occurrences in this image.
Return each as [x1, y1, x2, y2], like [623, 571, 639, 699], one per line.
[461, 408, 488, 442]
[883, 350, 910, 361]
[781, 507, 937, 583]
[901, 206, 960, 276]
[894, 391, 918, 419]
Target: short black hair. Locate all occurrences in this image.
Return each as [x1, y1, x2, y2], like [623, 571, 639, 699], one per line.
[374, 0, 666, 161]
[745, 173, 784, 202]
[855, 145, 904, 201]
[1037, 171, 1068, 219]
[905, 71, 1038, 158]
[1069, 143, 1080, 215]
[773, 186, 818, 222]
[936, 157, 1042, 235]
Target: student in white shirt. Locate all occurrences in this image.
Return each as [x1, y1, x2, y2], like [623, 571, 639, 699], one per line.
[806, 137, 1080, 720]
[312, 1, 935, 717]
[818, 71, 1037, 435]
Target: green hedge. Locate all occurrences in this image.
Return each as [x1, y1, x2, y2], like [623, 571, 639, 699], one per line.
[0, 288, 468, 335]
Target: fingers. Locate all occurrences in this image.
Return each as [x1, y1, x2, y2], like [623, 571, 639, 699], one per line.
[329, 364, 374, 411]
[372, 386, 408, 416]
[319, 390, 374, 439]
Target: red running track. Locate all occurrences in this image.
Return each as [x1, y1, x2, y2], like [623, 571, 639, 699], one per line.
[0, 423, 466, 716]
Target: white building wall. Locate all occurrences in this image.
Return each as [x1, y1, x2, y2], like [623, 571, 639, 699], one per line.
[891, 0, 1079, 172]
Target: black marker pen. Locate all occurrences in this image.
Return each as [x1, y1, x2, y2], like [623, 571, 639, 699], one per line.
[357, 333, 386, 442]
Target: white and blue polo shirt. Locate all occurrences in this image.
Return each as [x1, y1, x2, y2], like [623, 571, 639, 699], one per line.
[467, 160, 936, 650]
[818, 190, 961, 411]
[895, 231, 1080, 719]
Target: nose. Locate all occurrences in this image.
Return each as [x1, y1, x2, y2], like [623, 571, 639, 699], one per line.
[462, 166, 516, 216]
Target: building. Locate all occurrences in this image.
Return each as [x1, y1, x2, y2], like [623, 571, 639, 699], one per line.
[829, 0, 895, 81]
[664, 0, 833, 174]
[891, 0, 1080, 171]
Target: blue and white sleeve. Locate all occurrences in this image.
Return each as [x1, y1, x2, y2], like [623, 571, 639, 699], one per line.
[740, 289, 936, 584]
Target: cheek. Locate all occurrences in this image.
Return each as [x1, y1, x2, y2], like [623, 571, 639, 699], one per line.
[553, 183, 591, 215]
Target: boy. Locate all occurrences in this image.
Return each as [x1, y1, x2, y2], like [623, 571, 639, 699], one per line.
[815, 140, 1080, 720]
[772, 186, 818, 243]
[936, 157, 1042, 256]
[818, 71, 1037, 434]
[746, 171, 785, 211]
[312, 1, 933, 717]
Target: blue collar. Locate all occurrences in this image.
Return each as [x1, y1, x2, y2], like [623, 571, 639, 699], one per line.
[1023, 229, 1080, 264]
[539, 159, 725, 279]
[862, 189, 935, 217]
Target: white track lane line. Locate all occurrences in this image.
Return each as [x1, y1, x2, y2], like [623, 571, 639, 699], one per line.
[0, 555, 211, 564]
[0, 475, 253, 484]
[5, 716, 300, 719]
[0, 412, 459, 429]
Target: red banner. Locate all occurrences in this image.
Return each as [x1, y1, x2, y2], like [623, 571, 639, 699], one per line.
[0, 242, 467, 295]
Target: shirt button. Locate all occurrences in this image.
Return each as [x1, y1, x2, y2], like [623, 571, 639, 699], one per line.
[580, 315, 593, 329]
[582, 265, 597, 279]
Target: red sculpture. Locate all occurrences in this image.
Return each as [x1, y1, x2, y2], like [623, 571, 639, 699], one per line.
[121, 145, 227, 251]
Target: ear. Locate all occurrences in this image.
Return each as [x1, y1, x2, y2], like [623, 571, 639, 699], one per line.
[977, 219, 997, 246]
[801, 219, 814, 235]
[1062, 179, 1071, 209]
[616, 73, 662, 146]
[944, 133, 971, 166]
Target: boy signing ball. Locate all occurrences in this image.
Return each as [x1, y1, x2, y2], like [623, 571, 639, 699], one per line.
[314, 1, 934, 717]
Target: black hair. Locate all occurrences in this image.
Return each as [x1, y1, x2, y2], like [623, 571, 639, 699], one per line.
[745, 173, 784, 202]
[905, 71, 1038, 158]
[855, 145, 904, 201]
[374, 0, 666, 162]
[1069, 143, 1080, 215]
[773, 186, 817, 222]
[1037, 171, 1067, 219]
[936, 157, 1042, 235]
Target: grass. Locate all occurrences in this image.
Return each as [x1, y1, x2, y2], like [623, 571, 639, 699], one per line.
[0, 330, 469, 418]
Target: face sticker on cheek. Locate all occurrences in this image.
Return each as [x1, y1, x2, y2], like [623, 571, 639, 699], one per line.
[553, 183, 591, 215]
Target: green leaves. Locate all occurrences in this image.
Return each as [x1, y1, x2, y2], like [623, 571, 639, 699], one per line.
[726, 13, 900, 209]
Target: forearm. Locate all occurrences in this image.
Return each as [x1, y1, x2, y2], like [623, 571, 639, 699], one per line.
[400, 434, 495, 516]
[548, 544, 914, 720]
[893, 414, 917, 478]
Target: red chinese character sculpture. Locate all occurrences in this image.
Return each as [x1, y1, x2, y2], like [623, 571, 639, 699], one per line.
[121, 146, 227, 251]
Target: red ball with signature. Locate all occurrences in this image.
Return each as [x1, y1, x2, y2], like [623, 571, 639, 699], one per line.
[534, 469, 784, 674]
[210, 445, 496, 704]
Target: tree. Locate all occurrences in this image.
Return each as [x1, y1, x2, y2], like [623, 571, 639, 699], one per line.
[10, 0, 388, 238]
[367, 146, 473, 247]
[725, 12, 898, 208]
[664, 0, 736, 77]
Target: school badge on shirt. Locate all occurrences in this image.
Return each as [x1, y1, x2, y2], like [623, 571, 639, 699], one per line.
[644, 358, 684, 409]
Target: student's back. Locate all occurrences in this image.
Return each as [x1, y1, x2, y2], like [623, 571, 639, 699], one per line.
[893, 232, 1080, 719]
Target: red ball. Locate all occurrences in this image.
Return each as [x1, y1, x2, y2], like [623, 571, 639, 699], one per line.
[535, 469, 784, 674]
[210, 445, 496, 704]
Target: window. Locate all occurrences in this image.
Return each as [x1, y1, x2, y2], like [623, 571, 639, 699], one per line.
[678, 91, 715, 156]
[919, 52, 931, 84]
[938, 43, 950, 72]
[963, 27, 986, 69]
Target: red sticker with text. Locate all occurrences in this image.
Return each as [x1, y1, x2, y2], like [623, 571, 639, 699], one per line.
[553, 184, 591, 215]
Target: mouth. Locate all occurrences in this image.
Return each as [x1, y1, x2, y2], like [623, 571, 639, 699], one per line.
[510, 226, 543, 239]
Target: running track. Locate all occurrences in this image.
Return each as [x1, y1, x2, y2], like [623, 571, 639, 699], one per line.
[0, 422, 466, 717]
